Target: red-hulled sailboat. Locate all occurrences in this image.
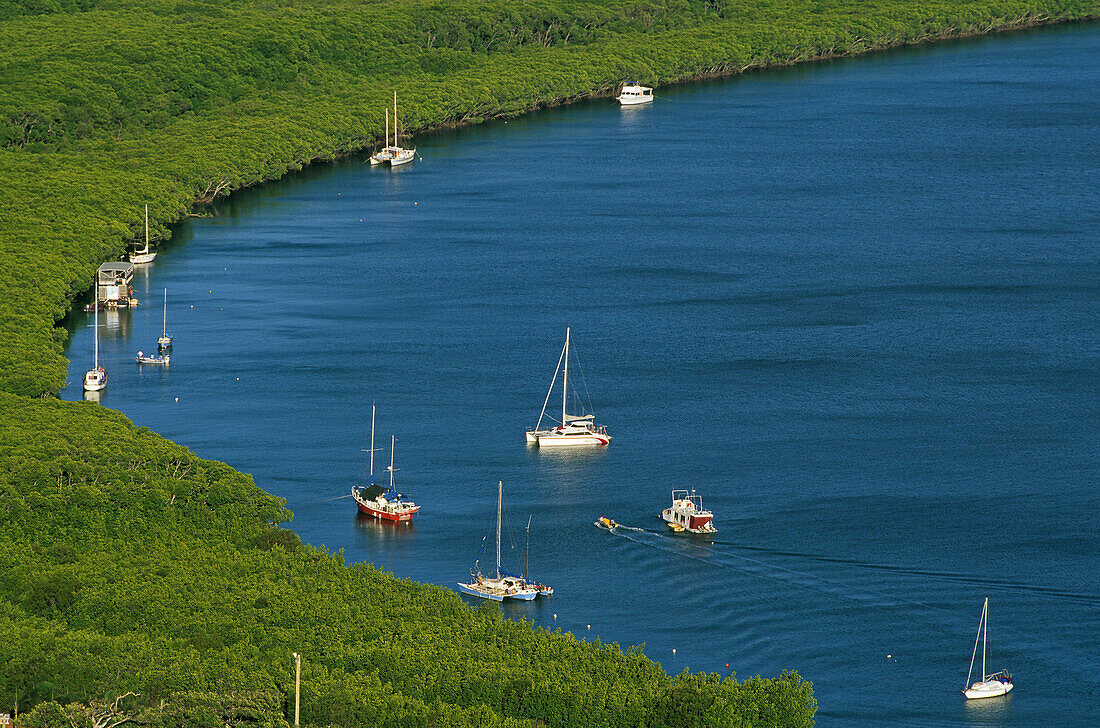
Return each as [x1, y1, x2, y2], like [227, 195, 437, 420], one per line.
[351, 406, 420, 523]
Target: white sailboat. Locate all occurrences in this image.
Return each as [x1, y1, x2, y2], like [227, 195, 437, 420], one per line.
[526, 327, 610, 447]
[83, 283, 107, 391]
[963, 598, 1014, 700]
[157, 288, 172, 350]
[458, 481, 538, 601]
[370, 92, 415, 166]
[129, 205, 157, 264]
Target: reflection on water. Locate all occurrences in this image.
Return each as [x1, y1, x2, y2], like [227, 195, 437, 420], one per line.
[354, 511, 416, 539]
[963, 693, 1013, 726]
[83, 389, 102, 403]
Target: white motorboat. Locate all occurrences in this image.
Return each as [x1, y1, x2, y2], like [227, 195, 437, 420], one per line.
[616, 82, 653, 106]
[526, 327, 611, 448]
[963, 598, 1014, 699]
[458, 481, 540, 601]
[371, 92, 415, 166]
[129, 205, 157, 264]
[83, 284, 107, 392]
[135, 350, 169, 365]
[157, 288, 172, 350]
[351, 407, 421, 523]
[661, 490, 717, 534]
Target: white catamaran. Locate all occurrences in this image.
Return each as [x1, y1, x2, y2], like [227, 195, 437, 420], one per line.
[526, 327, 611, 447]
[370, 92, 415, 167]
[83, 283, 107, 392]
[458, 481, 540, 601]
[129, 205, 157, 264]
[963, 597, 1014, 700]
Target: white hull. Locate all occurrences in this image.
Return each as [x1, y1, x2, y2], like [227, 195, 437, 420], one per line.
[83, 374, 106, 392]
[458, 578, 538, 601]
[389, 149, 415, 166]
[617, 95, 653, 105]
[536, 433, 610, 447]
[129, 252, 156, 264]
[965, 681, 1013, 700]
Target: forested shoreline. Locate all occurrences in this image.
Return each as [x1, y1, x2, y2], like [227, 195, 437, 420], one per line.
[1, 0, 1096, 724]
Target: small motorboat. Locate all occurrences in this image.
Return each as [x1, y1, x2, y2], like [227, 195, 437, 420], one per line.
[135, 350, 169, 365]
[616, 82, 654, 105]
[661, 489, 717, 534]
[595, 517, 619, 530]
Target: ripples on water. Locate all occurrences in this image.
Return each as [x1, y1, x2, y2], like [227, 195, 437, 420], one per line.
[63, 24, 1100, 728]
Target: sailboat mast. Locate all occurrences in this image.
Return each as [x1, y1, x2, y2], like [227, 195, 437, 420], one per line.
[525, 515, 532, 579]
[144, 204, 149, 252]
[384, 108, 389, 149]
[496, 481, 502, 579]
[369, 404, 376, 483]
[982, 597, 988, 680]
[388, 434, 395, 490]
[562, 327, 570, 424]
[162, 288, 167, 337]
[393, 91, 398, 148]
[93, 284, 99, 368]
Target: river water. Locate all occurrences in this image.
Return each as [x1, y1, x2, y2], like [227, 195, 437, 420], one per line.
[63, 23, 1100, 727]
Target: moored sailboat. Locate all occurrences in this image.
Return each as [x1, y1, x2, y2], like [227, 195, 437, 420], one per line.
[458, 481, 540, 601]
[351, 406, 420, 522]
[158, 288, 172, 350]
[526, 327, 610, 447]
[370, 93, 415, 167]
[963, 597, 1014, 699]
[129, 205, 157, 264]
[83, 283, 107, 392]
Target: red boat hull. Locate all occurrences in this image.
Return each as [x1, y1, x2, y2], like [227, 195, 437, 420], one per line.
[356, 501, 420, 522]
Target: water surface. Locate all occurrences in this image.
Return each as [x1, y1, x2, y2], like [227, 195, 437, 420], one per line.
[64, 23, 1100, 727]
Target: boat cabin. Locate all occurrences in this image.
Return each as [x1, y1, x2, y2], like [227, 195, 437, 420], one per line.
[96, 262, 135, 306]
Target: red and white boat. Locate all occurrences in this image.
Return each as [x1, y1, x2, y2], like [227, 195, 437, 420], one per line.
[351, 407, 419, 523]
[661, 490, 717, 534]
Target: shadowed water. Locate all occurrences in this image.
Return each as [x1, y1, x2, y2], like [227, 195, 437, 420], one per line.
[63, 23, 1100, 727]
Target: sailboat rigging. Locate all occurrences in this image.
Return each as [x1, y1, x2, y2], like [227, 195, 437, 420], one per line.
[370, 92, 415, 166]
[158, 288, 172, 350]
[963, 597, 1014, 699]
[351, 405, 420, 522]
[83, 282, 107, 392]
[130, 205, 157, 264]
[525, 327, 610, 447]
[457, 481, 546, 601]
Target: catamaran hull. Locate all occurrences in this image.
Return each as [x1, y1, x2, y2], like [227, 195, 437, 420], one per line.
[964, 682, 1013, 700]
[535, 433, 610, 447]
[457, 582, 537, 601]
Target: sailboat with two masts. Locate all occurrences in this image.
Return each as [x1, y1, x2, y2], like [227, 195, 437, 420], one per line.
[526, 327, 611, 447]
[129, 205, 157, 264]
[370, 92, 415, 167]
[83, 283, 107, 392]
[458, 481, 541, 601]
[963, 597, 1014, 699]
[351, 405, 420, 522]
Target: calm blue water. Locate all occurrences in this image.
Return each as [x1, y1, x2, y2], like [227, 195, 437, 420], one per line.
[63, 24, 1100, 727]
